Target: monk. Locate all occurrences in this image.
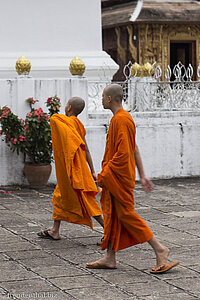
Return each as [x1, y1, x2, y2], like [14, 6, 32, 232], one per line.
[38, 97, 103, 240]
[86, 84, 179, 274]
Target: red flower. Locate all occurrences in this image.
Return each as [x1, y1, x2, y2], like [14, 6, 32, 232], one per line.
[10, 138, 17, 145]
[1, 112, 9, 119]
[33, 111, 39, 116]
[3, 107, 11, 113]
[26, 97, 36, 105]
[19, 136, 26, 141]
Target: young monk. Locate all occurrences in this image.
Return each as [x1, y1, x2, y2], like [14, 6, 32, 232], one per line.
[86, 84, 179, 274]
[38, 97, 103, 240]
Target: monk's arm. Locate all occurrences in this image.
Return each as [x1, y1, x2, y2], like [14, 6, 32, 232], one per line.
[84, 138, 96, 180]
[135, 144, 154, 193]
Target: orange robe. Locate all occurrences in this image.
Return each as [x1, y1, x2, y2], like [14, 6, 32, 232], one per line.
[50, 114, 102, 229]
[97, 109, 153, 251]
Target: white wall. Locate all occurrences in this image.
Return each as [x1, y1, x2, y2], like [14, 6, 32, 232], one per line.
[134, 111, 200, 179]
[0, 0, 118, 79]
[87, 111, 200, 180]
[0, 0, 101, 52]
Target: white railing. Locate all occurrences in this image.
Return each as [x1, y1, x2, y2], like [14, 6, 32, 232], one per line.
[88, 61, 200, 112]
[88, 79, 134, 112]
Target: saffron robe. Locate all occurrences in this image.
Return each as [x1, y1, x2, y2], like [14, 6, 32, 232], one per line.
[97, 109, 153, 251]
[50, 114, 102, 229]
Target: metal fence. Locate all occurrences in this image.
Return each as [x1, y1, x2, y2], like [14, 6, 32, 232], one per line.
[88, 61, 200, 112]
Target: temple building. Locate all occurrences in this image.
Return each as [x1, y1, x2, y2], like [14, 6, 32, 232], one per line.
[102, 0, 200, 80]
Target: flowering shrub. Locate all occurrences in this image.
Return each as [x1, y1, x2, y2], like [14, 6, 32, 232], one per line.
[26, 97, 38, 108]
[0, 96, 61, 164]
[46, 96, 61, 117]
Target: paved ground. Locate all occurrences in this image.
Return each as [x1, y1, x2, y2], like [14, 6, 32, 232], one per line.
[0, 177, 200, 300]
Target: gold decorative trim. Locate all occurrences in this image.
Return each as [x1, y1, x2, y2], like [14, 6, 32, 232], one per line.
[158, 25, 163, 63]
[115, 27, 126, 64]
[137, 24, 200, 80]
[164, 25, 200, 72]
[127, 25, 137, 62]
[144, 24, 149, 63]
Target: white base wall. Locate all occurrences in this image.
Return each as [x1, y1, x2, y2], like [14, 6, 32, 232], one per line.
[134, 111, 200, 179]
[87, 111, 200, 181]
[0, 77, 200, 186]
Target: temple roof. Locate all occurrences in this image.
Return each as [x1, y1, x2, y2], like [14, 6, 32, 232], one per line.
[102, 0, 200, 28]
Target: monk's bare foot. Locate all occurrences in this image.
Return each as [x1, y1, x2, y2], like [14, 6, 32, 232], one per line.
[86, 257, 117, 269]
[155, 246, 170, 267]
[37, 229, 61, 240]
[47, 229, 61, 240]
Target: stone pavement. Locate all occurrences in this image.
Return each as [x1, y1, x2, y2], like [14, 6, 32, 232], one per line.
[0, 177, 200, 300]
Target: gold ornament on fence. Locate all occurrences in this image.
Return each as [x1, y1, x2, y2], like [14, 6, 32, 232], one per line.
[131, 62, 142, 77]
[142, 62, 154, 77]
[15, 56, 31, 75]
[69, 56, 85, 76]
[131, 62, 154, 77]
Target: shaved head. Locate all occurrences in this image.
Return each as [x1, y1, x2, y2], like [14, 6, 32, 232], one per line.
[67, 97, 85, 116]
[104, 84, 123, 103]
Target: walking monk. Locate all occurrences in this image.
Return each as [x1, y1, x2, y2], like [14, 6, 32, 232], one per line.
[86, 84, 179, 274]
[38, 97, 103, 240]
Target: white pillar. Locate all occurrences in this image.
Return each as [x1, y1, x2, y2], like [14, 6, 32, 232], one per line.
[0, 0, 118, 80]
[69, 77, 88, 124]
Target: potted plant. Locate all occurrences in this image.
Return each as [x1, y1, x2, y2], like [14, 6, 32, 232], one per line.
[0, 96, 61, 188]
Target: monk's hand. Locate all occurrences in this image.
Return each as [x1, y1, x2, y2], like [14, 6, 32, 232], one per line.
[92, 172, 97, 181]
[97, 174, 104, 188]
[97, 186, 103, 195]
[140, 177, 154, 193]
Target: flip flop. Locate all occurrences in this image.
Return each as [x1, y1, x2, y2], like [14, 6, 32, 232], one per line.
[86, 261, 117, 269]
[96, 236, 104, 246]
[150, 261, 179, 274]
[37, 229, 61, 240]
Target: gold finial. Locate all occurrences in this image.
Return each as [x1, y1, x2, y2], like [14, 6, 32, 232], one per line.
[69, 56, 85, 76]
[131, 63, 142, 77]
[142, 62, 154, 77]
[15, 56, 31, 75]
[131, 62, 154, 77]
